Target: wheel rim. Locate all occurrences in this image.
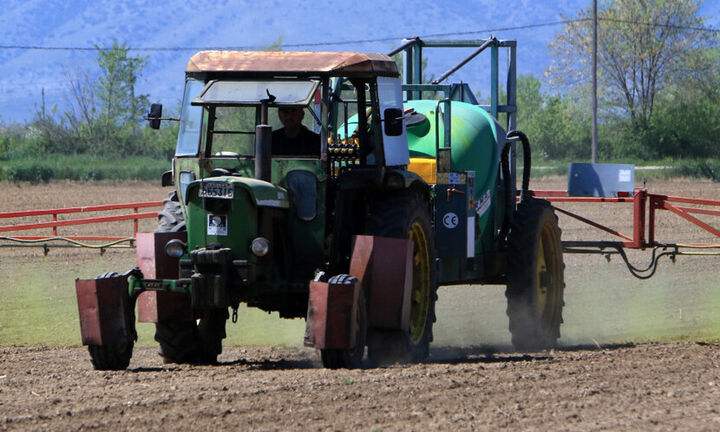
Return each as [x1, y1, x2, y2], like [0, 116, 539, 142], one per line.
[408, 221, 431, 345]
[536, 222, 560, 334]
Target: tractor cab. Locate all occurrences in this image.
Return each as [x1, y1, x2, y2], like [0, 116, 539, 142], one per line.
[155, 51, 411, 204]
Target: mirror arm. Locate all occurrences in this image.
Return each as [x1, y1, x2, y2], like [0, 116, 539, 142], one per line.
[145, 116, 180, 122]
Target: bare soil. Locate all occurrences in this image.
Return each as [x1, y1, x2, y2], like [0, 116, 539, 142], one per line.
[2, 342, 720, 431]
[1, 177, 719, 431]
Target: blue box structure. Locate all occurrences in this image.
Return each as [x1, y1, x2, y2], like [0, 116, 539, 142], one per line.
[567, 163, 635, 197]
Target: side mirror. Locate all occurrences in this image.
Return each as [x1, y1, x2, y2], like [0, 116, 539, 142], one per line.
[148, 103, 162, 129]
[161, 170, 174, 186]
[383, 108, 403, 136]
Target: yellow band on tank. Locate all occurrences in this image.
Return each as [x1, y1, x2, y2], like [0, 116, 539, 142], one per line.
[408, 157, 436, 184]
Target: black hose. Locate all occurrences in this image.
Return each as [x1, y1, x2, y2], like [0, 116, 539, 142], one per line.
[507, 130, 532, 202]
[499, 141, 513, 241]
[499, 130, 532, 242]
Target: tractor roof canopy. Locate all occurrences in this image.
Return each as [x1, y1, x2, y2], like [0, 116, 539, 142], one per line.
[186, 50, 399, 78]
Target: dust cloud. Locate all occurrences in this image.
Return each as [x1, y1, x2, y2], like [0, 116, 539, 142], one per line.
[432, 250, 720, 354]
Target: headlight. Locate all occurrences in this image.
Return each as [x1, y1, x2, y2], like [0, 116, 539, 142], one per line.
[165, 239, 187, 258]
[250, 237, 270, 257]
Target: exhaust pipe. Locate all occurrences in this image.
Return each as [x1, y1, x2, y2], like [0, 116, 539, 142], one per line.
[255, 124, 272, 182]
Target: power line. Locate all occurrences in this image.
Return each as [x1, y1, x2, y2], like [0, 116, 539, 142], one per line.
[0, 19, 588, 52]
[599, 17, 719, 33]
[0, 17, 715, 53]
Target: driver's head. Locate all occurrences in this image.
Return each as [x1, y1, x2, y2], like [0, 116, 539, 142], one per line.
[278, 107, 304, 132]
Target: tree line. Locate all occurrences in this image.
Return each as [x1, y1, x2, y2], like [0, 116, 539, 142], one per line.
[0, 1, 717, 181]
[1, 40, 177, 163]
[522, 0, 718, 163]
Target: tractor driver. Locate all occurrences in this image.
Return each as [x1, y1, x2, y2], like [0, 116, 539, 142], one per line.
[272, 107, 320, 157]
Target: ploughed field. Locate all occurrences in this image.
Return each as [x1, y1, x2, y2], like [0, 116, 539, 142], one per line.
[1, 177, 719, 430]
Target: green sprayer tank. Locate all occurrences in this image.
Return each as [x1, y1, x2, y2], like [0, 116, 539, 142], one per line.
[404, 99, 507, 254]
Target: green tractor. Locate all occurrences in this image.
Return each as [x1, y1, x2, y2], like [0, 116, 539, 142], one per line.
[76, 39, 565, 370]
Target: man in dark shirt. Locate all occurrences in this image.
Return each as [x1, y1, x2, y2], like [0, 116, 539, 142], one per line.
[272, 107, 320, 157]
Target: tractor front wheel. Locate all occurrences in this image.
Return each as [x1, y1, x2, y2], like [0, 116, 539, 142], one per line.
[155, 308, 227, 364]
[88, 342, 133, 371]
[155, 319, 200, 364]
[505, 198, 565, 351]
[197, 308, 228, 364]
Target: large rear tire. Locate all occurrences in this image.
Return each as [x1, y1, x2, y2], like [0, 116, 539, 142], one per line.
[87, 272, 134, 370]
[156, 191, 185, 233]
[365, 191, 437, 363]
[320, 275, 368, 369]
[505, 199, 565, 351]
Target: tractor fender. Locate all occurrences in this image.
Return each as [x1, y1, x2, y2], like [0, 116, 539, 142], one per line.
[384, 168, 431, 203]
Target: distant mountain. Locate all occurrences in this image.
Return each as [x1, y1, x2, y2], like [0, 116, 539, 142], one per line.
[0, 0, 717, 123]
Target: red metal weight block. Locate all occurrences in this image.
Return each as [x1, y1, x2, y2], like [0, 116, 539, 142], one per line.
[76, 276, 132, 346]
[137, 290, 193, 323]
[306, 278, 360, 350]
[349, 235, 413, 331]
[136, 231, 186, 279]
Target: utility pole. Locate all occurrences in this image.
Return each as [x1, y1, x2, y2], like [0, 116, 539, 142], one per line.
[591, 0, 598, 163]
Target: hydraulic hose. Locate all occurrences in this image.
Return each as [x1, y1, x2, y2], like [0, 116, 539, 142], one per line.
[499, 130, 533, 241]
[499, 141, 513, 241]
[507, 130, 532, 202]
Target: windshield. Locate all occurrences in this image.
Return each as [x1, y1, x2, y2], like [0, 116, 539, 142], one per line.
[206, 105, 318, 157]
[195, 80, 320, 105]
[176, 79, 205, 156]
[177, 78, 322, 158]
[209, 106, 257, 156]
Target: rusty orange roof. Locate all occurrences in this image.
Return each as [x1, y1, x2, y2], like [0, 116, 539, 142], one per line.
[186, 51, 399, 77]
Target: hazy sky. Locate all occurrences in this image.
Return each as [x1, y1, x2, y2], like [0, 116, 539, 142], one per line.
[0, 0, 717, 122]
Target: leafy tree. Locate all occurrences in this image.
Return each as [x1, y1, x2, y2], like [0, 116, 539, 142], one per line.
[93, 40, 149, 153]
[548, 0, 711, 131]
[515, 75, 591, 160]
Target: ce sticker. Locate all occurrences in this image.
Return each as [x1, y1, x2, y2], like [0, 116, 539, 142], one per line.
[442, 212, 459, 229]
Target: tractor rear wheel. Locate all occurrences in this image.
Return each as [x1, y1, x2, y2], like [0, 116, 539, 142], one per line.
[505, 198, 565, 351]
[87, 272, 134, 370]
[365, 191, 437, 363]
[156, 191, 185, 233]
[320, 275, 367, 369]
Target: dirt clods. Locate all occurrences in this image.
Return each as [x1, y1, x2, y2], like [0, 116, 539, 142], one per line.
[2, 343, 720, 431]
